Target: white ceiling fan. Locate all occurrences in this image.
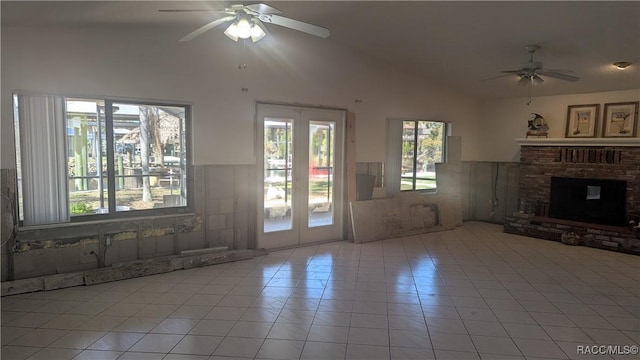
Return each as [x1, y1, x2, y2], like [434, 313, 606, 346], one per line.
[487, 45, 580, 86]
[160, 3, 330, 42]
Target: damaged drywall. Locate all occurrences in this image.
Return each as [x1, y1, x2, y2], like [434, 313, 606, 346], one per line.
[2, 248, 268, 296]
[1, 164, 257, 281]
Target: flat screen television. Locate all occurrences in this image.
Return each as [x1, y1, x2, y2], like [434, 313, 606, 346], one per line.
[549, 177, 626, 226]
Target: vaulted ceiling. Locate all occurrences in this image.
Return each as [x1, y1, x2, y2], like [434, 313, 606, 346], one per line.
[3, 1, 639, 100]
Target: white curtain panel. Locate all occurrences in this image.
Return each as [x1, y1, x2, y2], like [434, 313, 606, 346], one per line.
[17, 94, 69, 225]
[384, 119, 403, 196]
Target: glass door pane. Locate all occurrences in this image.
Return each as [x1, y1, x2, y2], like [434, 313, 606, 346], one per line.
[308, 121, 335, 227]
[264, 118, 294, 233]
[257, 104, 345, 249]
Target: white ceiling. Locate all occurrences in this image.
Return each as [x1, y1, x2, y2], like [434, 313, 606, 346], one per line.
[3, 1, 639, 100]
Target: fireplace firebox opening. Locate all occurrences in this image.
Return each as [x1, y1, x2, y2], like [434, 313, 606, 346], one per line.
[549, 176, 627, 226]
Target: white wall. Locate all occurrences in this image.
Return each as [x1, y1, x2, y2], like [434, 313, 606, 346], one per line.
[1, 24, 481, 168]
[477, 89, 640, 162]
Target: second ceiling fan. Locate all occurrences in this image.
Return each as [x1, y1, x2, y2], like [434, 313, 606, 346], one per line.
[490, 45, 580, 86]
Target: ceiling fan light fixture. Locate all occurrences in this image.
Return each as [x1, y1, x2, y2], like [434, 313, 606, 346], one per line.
[613, 61, 632, 70]
[224, 22, 239, 41]
[235, 17, 253, 39]
[532, 75, 544, 86]
[517, 76, 530, 87]
[224, 15, 253, 41]
[250, 20, 266, 42]
[225, 15, 266, 42]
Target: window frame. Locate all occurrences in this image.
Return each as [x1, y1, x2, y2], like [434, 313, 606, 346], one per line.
[401, 120, 447, 192]
[14, 93, 194, 227]
[385, 118, 447, 195]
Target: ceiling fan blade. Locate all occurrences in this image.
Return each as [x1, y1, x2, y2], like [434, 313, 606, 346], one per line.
[179, 15, 236, 42]
[500, 70, 524, 74]
[245, 3, 281, 14]
[537, 69, 580, 82]
[481, 73, 517, 82]
[159, 9, 220, 12]
[260, 14, 330, 38]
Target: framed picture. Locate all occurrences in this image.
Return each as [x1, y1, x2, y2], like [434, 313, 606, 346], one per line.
[565, 104, 599, 138]
[602, 101, 639, 137]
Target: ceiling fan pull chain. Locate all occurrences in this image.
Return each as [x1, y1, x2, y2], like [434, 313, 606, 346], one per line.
[238, 40, 249, 93]
[237, 40, 248, 70]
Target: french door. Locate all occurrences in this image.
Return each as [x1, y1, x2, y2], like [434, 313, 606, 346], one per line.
[257, 104, 345, 249]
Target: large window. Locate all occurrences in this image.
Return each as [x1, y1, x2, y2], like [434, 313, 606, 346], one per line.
[14, 94, 190, 226]
[401, 120, 445, 191]
[385, 119, 446, 194]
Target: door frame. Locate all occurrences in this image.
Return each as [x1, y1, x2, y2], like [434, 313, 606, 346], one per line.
[255, 102, 347, 249]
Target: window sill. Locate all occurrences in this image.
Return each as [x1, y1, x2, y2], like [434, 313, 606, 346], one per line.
[400, 189, 438, 194]
[17, 212, 197, 232]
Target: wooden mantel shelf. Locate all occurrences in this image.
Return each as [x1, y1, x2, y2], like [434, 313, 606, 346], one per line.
[516, 138, 640, 147]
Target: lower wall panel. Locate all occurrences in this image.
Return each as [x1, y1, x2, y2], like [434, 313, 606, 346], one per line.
[462, 161, 520, 224]
[1, 165, 256, 281]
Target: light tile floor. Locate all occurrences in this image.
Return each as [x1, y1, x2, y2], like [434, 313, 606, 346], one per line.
[2, 222, 640, 360]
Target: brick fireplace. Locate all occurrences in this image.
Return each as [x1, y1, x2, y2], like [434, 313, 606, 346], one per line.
[504, 139, 640, 254]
